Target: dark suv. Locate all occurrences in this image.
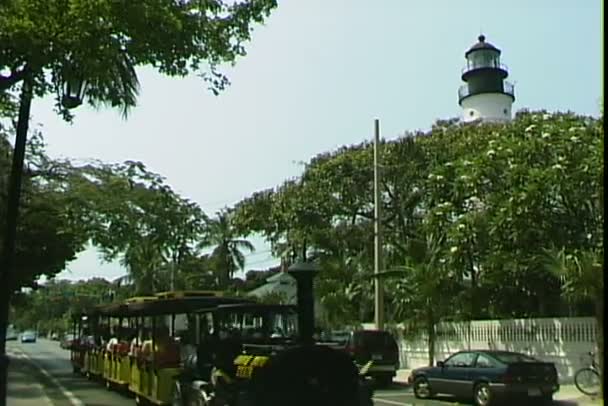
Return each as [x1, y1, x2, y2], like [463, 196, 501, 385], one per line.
[332, 330, 400, 386]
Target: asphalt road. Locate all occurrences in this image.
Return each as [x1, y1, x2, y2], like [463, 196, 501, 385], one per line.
[8, 339, 465, 406]
[7, 338, 134, 406]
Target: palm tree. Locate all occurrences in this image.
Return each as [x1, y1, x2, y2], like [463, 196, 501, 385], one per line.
[372, 232, 457, 366]
[544, 247, 604, 398]
[204, 209, 255, 289]
[120, 236, 167, 295]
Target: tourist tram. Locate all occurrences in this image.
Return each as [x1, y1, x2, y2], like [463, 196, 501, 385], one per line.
[69, 266, 375, 406]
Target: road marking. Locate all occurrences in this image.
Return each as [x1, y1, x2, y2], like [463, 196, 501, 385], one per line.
[7, 348, 55, 406]
[35, 382, 55, 406]
[373, 398, 413, 405]
[375, 392, 412, 397]
[12, 348, 85, 406]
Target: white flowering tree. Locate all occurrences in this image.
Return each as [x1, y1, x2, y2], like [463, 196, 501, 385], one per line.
[232, 110, 602, 328]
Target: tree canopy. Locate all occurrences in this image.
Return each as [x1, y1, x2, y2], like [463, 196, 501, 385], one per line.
[0, 0, 278, 117]
[233, 110, 604, 325]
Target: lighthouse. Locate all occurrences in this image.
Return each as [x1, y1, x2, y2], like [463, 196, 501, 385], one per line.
[458, 35, 515, 123]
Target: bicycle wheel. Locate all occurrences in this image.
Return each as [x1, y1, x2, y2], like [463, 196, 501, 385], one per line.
[574, 367, 600, 396]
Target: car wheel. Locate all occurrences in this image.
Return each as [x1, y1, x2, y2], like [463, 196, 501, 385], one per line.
[473, 382, 492, 406]
[413, 377, 432, 399]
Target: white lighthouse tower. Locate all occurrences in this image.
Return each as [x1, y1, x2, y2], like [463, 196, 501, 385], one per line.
[458, 35, 515, 123]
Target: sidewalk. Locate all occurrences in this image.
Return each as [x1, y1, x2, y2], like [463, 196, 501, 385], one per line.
[394, 368, 603, 405]
[6, 349, 53, 406]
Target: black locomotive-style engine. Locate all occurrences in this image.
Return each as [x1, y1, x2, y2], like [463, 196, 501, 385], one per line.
[177, 262, 374, 406]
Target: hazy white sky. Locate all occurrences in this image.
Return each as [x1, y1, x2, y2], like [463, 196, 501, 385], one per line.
[27, 0, 602, 282]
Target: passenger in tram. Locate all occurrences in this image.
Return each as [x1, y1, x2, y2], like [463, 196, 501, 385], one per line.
[130, 327, 149, 358]
[106, 327, 119, 352]
[116, 327, 132, 354]
[141, 325, 180, 368]
[179, 330, 197, 364]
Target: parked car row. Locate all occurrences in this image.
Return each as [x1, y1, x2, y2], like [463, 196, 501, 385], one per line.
[4, 327, 37, 343]
[327, 329, 561, 404]
[4, 328, 73, 346]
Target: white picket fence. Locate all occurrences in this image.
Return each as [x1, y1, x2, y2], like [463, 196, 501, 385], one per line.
[367, 317, 597, 383]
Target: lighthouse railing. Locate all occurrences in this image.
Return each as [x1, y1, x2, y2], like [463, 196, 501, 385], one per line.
[458, 81, 515, 101]
[461, 62, 509, 75]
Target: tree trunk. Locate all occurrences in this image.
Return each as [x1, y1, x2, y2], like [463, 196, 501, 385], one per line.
[426, 305, 435, 367]
[596, 294, 604, 398]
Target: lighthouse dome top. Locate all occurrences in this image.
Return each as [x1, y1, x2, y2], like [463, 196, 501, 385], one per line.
[465, 35, 501, 57]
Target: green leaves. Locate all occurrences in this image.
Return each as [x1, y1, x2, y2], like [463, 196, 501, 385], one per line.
[205, 209, 255, 289]
[232, 111, 603, 322]
[0, 0, 278, 118]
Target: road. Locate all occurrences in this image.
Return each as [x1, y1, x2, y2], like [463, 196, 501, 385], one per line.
[7, 339, 467, 406]
[7, 338, 134, 406]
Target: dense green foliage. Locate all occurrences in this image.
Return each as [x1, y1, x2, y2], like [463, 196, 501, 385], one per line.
[1, 0, 278, 323]
[9, 278, 114, 334]
[0, 0, 277, 117]
[233, 111, 603, 325]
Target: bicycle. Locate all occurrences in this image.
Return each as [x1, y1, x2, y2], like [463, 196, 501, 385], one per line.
[574, 351, 600, 396]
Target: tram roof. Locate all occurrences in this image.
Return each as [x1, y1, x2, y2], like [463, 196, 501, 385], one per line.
[125, 295, 254, 316]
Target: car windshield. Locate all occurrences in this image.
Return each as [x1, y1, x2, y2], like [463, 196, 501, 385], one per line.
[492, 352, 539, 363]
[218, 307, 298, 341]
[354, 331, 396, 347]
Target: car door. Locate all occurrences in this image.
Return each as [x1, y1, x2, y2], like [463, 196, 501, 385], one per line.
[434, 352, 477, 397]
[469, 352, 500, 387]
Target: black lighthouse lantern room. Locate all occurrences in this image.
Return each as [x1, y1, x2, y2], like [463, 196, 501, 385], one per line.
[458, 35, 515, 104]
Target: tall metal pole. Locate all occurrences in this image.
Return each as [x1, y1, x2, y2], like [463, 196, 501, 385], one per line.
[0, 76, 33, 406]
[373, 119, 384, 331]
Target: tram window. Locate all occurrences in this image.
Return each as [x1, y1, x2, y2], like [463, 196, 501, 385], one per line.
[198, 312, 214, 342]
[173, 314, 189, 339]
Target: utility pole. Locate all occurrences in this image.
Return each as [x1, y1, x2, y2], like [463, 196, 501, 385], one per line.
[373, 119, 385, 331]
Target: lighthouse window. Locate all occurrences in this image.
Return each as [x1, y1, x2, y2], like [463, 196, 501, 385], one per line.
[503, 108, 508, 115]
[469, 111, 475, 117]
[469, 50, 499, 69]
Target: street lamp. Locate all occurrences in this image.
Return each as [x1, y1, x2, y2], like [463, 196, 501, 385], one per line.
[0, 70, 85, 406]
[62, 75, 87, 109]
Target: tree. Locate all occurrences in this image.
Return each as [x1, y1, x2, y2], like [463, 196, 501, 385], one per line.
[232, 111, 603, 325]
[374, 231, 459, 367]
[0, 130, 89, 292]
[545, 248, 603, 397]
[71, 161, 208, 295]
[1, 3, 278, 401]
[204, 209, 255, 288]
[0, 0, 278, 111]
[10, 277, 115, 335]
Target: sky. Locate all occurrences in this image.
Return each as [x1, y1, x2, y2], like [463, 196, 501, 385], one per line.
[26, 0, 602, 282]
